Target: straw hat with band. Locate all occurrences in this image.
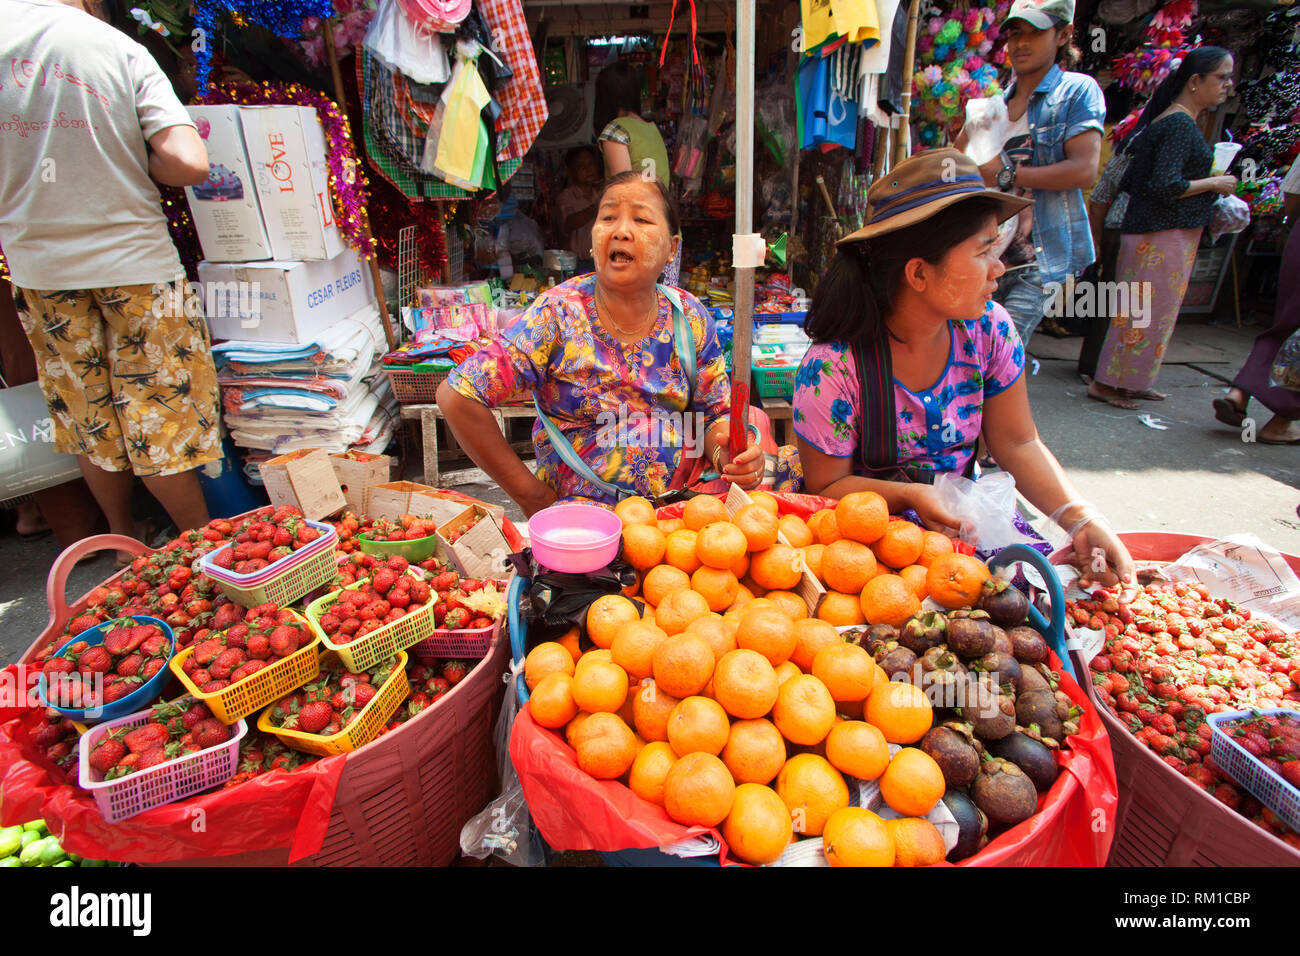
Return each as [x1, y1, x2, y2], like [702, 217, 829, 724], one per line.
[828, 148, 1032, 486]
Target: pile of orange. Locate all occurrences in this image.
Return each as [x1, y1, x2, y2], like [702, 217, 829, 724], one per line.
[522, 490, 995, 867]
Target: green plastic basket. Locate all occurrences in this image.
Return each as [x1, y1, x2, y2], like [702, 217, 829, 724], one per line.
[305, 575, 438, 673]
[752, 363, 797, 400]
[357, 531, 442, 563]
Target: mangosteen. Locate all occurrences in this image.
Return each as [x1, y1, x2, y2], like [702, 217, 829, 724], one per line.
[942, 790, 988, 862]
[899, 611, 947, 656]
[971, 758, 1039, 827]
[840, 626, 870, 648]
[1015, 689, 1065, 743]
[919, 646, 968, 708]
[959, 681, 1016, 741]
[990, 625, 1014, 657]
[1008, 626, 1048, 665]
[873, 641, 918, 681]
[973, 651, 1023, 694]
[921, 726, 982, 788]
[987, 733, 1059, 793]
[861, 624, 900, 655]
[976, 578, 1030, 628]
[1016, 663, 1051, 696]
[945, 611, 996, 659]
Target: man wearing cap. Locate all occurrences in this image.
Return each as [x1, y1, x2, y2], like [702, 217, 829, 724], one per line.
[957, 0, 1105, 345]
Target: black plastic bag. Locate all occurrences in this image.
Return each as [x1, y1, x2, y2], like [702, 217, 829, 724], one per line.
[508, 549, 641, 654]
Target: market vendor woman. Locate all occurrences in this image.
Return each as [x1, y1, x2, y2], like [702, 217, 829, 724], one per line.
[792, 148, 1134, 582]
[437, 171, 795, 516]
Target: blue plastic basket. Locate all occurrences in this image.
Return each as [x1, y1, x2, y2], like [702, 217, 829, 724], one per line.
[1208, 708, 1300, 832]
[38, 616, 176, 723]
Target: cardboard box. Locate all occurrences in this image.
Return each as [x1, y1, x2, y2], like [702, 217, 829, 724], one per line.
[367, 481, 505, 526]
[199, 247, 371, 343]
[259, 447, 347, 520]
[726, 485, 825, 615]
[184, 106, 273, 262]
[239, 105, 347, 261]
[329, 451, 391, 515]
[437, 505, 514, 580]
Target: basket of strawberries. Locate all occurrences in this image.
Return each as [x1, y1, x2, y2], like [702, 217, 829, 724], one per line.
[78, 696, 248, 822]
[305, 557, 438, 673]
[1209, 709, 1300, 832]
[257, 652, 409, 756]
[38, 617, 176, 723]
[412, 560, 507, 660]
[168, 604, 321, 724]
[357, 514, 442, 563]
[198, 505, 339, 608]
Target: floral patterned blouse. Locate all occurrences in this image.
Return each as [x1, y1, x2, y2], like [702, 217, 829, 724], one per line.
[792, 302, 1025, 478]
[447, 274, 730, 505]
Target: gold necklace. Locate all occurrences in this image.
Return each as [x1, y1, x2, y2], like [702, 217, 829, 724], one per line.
[596, 287, 658, 338]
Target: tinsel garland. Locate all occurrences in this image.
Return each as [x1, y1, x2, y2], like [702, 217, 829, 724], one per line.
[191, 0, 335, 91]
[199, 81, 376, 261]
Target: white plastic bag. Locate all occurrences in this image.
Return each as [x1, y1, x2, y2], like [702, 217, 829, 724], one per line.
[1208, 193, 1251, 242]
[365, 0, 451, 85]
[963, 97, 1009, 167]
[932, 471, 1041, 552]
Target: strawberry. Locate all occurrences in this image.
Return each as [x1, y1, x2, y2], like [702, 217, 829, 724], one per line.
[296, 701, 334, 734]
[192, 639, 224, 666]
[104, 678, 142, 703]
[89, 737, 126, 774]
[102, 626, 134, 656]
[268, 625, 300, 657]
[230, 660, 269, 682]
[1280, 761, 1300, 788]
[246, 634, 270, 660]
[77, 646, 113, 674]
[123, 722, 170, 754]
[442, 660, 468, 686]
[209, 647, 246, 679]
[372, 569, 397, 595]
[200, 679, 229, 693]
[136, 747, 170, 770]
[191, 718, 231, 749]
[69, 615, 101, 637]
[443, 608, 469, 631]
[43, 657, 75, 677]
[116, 653, 144, 677]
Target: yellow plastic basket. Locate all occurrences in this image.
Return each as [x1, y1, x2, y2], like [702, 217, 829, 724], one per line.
[167, 610, 321, 725]
[304, 575, 438, 674]
[256, 651, 410, 756]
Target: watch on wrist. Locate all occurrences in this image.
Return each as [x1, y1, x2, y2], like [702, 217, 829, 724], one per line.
[996, 151, 1017, 190]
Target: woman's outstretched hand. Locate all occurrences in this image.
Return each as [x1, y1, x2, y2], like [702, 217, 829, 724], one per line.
[722, 443, 766, 491]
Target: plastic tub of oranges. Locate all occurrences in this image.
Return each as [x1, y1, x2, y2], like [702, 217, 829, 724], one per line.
[508, 489, 1115, 866]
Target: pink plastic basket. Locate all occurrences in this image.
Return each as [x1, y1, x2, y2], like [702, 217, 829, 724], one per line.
[77, 703, 248, 823]
[412, 617, 501, 662]
[1209, 709, 1300, 833]
[199, 521, 339, 608]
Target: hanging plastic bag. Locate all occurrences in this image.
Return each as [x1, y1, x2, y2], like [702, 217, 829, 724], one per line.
[1208, 193, 1251, 242]
[364, 0, 451, 85]
[963, 97, 1010, 166]
[932, 471, 1041, 552]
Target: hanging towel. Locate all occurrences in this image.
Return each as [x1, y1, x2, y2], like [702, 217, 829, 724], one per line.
[797, 54, 859, 151]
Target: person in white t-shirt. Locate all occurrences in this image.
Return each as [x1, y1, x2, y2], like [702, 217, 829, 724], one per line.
[0, 0, 221, 544]
[1212, 161, 1300, 444]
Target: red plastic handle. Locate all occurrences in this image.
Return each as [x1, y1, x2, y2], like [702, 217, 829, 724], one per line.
[729, 382, 749, 459]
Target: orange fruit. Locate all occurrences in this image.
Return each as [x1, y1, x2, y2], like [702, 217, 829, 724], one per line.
[737, 576, 765, 601]
[816, 590, 867, 627]
[617, 687, 638, 725]
[640, 602, 656, 620]
[631, 679, 680, 742]
[749, 490, 780, 516]
[622, 524, 667, 571]
[666, 695, 731, 757]
[556, 626, 583, 664]
[865, 680, 934, 744]
[790, 618, 843, 672]
[628, 740, 677, 805]
[859, 574, 921, 628]
[735, 606, 797, 667]
[642, 564, 691, 607]
[775, 753, 849, 837]
[886, 817, 947, 867]
[879, 747, 946, 816]
[898, 564, 929, 600]
[733, 504, 779, 552]
[565, 711, 593, 749]
[820, 539, 879, 594]
[614, 496, 657, 528]
[663, 752, 736, 826]
[778, 514, 814, 548]
[622, 572, 641, 598]
[926, 553, 992, 609]
[682, 494, 729, 531]
[722, 783, 794, 865]
[749, 544, 803, 591]
[586, 595, 640, 649]
[610, 620, 668, 680]
[683, 615, 737, 662]
[651, 632, 716, 699]
[713, 649, 780, 719]
[729, 583, 756, 609]
[822, 807, 895, 867]
[812, 643, 880, 703]
[870, 519, 924, 570]
[764, 590, 808, 621]
[772, 674, 837, 746]
[529, 673, 580, 729]
[571, 659, 630, 714]
[696, 521, 748, 571]
[838, 698, 866, 720]
[574, 712, 638, 779]
[691, 566, 740, 613]
[917, 530, 955, 567]
[525, 641, 577, 691]
[730, 552, 751, 581]
[807, 508, 843, 545]
[801, 543, 825, 580]
[664, 528, 702, 574]
[773, 660, 802, 687]
[657, 517, 685, 535]
[655, 588, 712, 635]
[824, 720, 890, 780]
[721, 718, 787, 785]
[834, 491, 889, 544]
[575, 648, 613, 672]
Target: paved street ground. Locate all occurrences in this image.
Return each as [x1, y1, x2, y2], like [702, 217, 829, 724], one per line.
[2, 316, 1296, 667]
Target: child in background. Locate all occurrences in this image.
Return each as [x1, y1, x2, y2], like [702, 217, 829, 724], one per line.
[555, 146, 601, 273]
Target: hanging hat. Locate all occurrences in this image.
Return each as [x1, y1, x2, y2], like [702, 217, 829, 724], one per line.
[1003, 0, 1076, 29]
[837, 148, 1031, 246]
[410, 0, 471, 28]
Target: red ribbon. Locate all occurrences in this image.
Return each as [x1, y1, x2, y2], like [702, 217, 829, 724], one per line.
[659, 0, 699, 67]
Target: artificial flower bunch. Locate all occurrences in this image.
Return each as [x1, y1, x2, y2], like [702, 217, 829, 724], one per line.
[1112, 0, 1198, 95]
[912, 0, 1011, 146]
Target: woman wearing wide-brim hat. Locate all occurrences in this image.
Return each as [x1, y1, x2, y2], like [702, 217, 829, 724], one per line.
[791, 148, 1135, 583]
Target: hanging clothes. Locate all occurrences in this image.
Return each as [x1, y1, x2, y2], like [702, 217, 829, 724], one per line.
[801, 0, 881, 55]
[422, 43, 492, 189]
[797, 54, 858, 151]
[474, 0, 548, 161]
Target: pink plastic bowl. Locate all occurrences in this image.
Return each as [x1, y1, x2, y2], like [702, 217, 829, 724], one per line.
[528, 504, 623, 573]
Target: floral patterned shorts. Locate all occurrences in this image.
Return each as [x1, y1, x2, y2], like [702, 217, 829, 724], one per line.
[14, 281, 222, 477]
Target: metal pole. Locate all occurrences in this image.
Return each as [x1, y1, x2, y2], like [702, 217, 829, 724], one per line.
[729, 0, 756, 458]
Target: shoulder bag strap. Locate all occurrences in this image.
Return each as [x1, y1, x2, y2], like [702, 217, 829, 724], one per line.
[659, 283, 695, 407]
[532, 398, 627, 500]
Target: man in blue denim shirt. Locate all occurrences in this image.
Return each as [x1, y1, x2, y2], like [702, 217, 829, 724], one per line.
[957, 0, 1104, 345]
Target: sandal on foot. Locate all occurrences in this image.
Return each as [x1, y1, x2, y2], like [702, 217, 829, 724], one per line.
[1212, 397, 1246, 428]
[1088, 387, 1138, 410]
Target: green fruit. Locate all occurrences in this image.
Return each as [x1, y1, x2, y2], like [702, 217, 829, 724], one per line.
[19, 830, 40, 849]
[0, 857, 20, 868]
[79, 858, 107, 868]
[39, 839, 67, 866]
[19, 837, 52, 866]
[22, 819, 48, 834]
[65, 852, 81, 864]
[0, 826, 21, 858]
[54, 860, 76, 867]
